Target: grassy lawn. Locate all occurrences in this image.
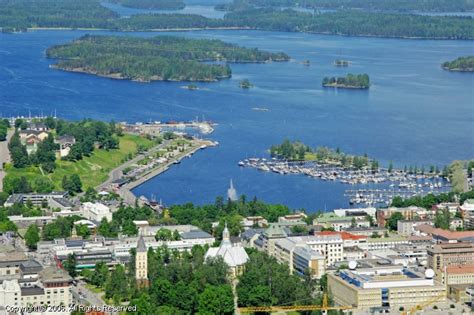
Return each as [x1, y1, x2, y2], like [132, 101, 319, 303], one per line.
[5, 134, 155, 190]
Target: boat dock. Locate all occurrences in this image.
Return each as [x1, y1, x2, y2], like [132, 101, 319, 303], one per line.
[120, 120, 216, 135]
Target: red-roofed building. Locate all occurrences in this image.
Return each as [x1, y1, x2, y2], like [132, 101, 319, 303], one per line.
[316, 231, 367, 252]
[416, 224, 474, 243]
[443, 264, 474, 285]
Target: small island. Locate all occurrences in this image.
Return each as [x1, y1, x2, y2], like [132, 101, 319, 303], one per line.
[107, 0, 186, 10]
[46, 35, 290, 83]
[239, 79, 254, 89]
[334, 60, 350, 67]
[301, 60, 311, 66]
[442, 56, 474, 72]
[185, 84, 199, 90]
[322, 74, 370, 89]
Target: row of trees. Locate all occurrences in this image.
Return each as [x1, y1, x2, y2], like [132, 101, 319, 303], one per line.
[46, 35, 288, 82]
[0, 119, 9, 141]
[168, 196, 291, 238]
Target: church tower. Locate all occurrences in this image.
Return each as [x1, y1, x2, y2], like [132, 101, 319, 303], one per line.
[135, 234, 148, 287]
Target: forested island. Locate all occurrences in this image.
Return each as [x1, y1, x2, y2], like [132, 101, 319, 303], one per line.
[216, 0, 474, 13]
[1, 0, 474, 40]
[270, 139, 373, 169]
[442, 56, 474, 72]
[107, 0, 185, 10]
[322, 74, 370, 89]
[46, 35, 289, 82]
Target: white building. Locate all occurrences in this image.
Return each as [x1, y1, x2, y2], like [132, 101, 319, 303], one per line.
[205, 223, 249, 277]
[81, 202, 112, 222]
[333, 207, 376, 218]
[397, 219, 434, 237]
[274, 238, 325, 279]
[285, 235, 344, 266]
[461, 199, 474, 229]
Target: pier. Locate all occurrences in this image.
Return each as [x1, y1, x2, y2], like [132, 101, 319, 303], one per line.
[120, 120, 216, 136]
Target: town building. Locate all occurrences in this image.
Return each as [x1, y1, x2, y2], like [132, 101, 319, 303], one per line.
[460, 199, 474, 229]
[81, 202, 112, 223]
[416, 224, 474, 243]
[328, 263, 446, 311]
[344, 226, 387, 238]
[241, 228, 264, 248]
[376, 206, 427, 227]
[19, 129, 49, 154]
[254, 223, 288, 256]
[333, 207, 376, 219]
[441, 264, 474, 286]
[274, 238, 325, 279]
[427, 242, 474, 272]
[205, 223, 249, 277]
[278, 213, 307, 224]
[54, 135, 76, 158]
[135, 235, 148, 287]
[241, 216, 268, 229]
[4, 192, 69, 208]
[314, 214, 370, 232]
[397, 219, 433, 237]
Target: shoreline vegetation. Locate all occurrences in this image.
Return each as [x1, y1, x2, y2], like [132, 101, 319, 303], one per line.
[1, 1, 473, 40]
[46, 35, 289, 82]
[107, 0, 185, 10]
[322, 74, 370, 89]
[216, 0, 474, 13]
[442, 56, 474, 72]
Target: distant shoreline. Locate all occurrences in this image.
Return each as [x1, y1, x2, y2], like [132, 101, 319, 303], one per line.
[26, 27, 474, 40]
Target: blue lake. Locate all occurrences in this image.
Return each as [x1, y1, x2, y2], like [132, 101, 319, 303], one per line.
[0, 29, 473, 211]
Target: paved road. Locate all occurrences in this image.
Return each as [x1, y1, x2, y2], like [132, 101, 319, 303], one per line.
[0, 129, 14, 192]
[96, 139, 170, 191]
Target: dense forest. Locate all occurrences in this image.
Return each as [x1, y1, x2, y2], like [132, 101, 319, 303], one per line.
[322, 73, 370, 89]
[442, 55, 474, 71]
[0, 0, 117, 32]
[46, 35, 289, 82]
[1, 1, 473, 39]
[224, 9, 474, 39]
[216, 0, 474, 13]
[108, 0, 185, 10]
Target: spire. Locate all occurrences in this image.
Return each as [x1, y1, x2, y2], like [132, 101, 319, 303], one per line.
[137, 234, 147, 253]
[222, 221, 230, 241]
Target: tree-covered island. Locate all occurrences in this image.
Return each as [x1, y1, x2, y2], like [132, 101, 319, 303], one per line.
[239, 79, 254, 88]
[322, 73, 370, 89]
[107, 0, 185, 10]
[46, 35, 289, 82]
[442, 56, 474, 72]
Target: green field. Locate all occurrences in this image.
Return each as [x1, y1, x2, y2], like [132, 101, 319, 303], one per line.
[5, 134, 155, 190]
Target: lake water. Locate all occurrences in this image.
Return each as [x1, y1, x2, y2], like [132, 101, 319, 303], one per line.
[0, 29, 472, 211]
[101, 2, 227, 19]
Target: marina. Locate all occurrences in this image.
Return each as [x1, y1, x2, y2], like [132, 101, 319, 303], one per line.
[239, 158, 450, 206]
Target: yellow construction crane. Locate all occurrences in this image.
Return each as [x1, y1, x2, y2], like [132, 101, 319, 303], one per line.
[238, 293, 352, 313]
[401, 293, 446, 315]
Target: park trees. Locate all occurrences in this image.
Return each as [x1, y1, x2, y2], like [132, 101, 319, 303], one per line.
[25, 225, 40, 250]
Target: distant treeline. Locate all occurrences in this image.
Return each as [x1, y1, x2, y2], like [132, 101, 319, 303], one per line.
[442, 56, 474, 72]
[322, 73, 370, 89]
[0, 0, 118, 32]
[1, 0, 473, 40]
[46, 35, 289, 82]
[107, 0, 185, 10]
[216, 0, 474, 13]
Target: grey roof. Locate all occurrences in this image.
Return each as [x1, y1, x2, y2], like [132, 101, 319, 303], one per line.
[241, 228, 264, 241]
[181, 230, 213, 240]
[52, 197, 73, 207]
[5, 194, 23, 204]
[137, 235, 147, 253]
[55, 135, 75, 144]
[21, 286, 45, 296]
[40, 267, 72, 283]
[20, 260, 42, 273]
